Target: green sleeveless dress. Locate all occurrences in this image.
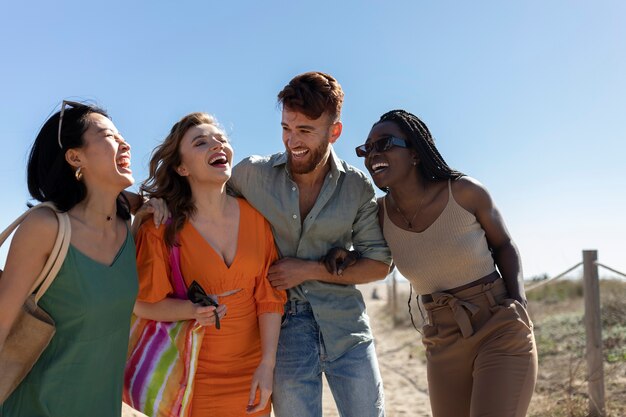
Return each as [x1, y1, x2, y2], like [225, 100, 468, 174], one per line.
[1, 229, 138, 417]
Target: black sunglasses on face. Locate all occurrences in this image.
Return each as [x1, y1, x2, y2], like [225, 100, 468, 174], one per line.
[187, 280, 221, 330]
[355, 136, 409, 158]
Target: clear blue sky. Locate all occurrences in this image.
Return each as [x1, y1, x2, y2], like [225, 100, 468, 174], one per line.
[1, 1, 625, 279]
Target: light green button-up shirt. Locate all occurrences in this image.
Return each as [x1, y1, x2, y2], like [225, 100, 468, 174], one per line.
[229, 148, 391, 360]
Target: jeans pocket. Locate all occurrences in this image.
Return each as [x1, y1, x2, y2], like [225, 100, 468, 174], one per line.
[280, 312, 291, 328]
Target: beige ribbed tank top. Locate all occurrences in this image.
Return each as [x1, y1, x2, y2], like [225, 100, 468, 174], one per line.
[383, 180, 496, 294]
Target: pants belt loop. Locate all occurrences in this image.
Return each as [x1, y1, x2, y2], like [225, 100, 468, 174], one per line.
[290, 300, 297, 315]
[484, 285, 497, 307]
[432, 293, 480, 338]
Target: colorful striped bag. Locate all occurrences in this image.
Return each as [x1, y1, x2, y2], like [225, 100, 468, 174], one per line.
[123, 245, 205, 417]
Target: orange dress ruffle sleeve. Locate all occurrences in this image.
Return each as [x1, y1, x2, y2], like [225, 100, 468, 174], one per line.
[135, 220, 172, 303]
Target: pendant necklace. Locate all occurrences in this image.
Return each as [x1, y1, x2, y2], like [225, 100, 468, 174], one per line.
[393, 182, 427, 230]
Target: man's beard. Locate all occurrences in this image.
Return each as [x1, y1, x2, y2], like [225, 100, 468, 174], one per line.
[287, 141, 330, 175]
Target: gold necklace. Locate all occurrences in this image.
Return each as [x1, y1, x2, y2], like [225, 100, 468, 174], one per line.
[392, 182, 427, 230]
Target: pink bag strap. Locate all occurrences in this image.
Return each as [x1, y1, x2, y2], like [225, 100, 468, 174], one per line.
[162, 217, 187, 299]
[168, 245, 188, 300]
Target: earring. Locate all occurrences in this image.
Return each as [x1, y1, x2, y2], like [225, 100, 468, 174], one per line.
[75, 167, 83, 181]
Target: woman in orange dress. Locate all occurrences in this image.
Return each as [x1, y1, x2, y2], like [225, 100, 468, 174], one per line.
[134, 112, 286, 417]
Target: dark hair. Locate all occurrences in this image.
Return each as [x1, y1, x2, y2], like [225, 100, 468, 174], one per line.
[277, 71, 344, 122]
[26, 103, 130, 219]
[141, 112, 219, 247]
[375, 110, 464, 187]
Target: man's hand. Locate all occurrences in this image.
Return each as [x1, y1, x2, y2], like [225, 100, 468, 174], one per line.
[131, 198, 170, 237]
[320, 247, 359, 275]
[268, 258, 316, 290]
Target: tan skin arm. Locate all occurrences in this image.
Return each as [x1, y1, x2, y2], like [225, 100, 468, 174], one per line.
[122, 191, 170, 237]
[323, 179, 526, 305]
[0, 209, 58, 351]
[247, 312, 281, 413]
[268, 257, 390, 290]
[134, 299, 226, 327]
[453, 177, 527, 306]
[122, 190, 144, 214]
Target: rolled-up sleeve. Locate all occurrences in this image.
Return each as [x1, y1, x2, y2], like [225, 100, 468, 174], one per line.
[352, 178, 392, 265]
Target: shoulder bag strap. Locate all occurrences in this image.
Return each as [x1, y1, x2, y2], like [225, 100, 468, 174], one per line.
[0, 202, 71, 303]
[34, 210, 71, 302]
[168, 244, 187, 300]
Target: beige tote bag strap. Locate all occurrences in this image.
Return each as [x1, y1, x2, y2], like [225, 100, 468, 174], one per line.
[0, 202, 71, 303]
[34, 210, 71, 302]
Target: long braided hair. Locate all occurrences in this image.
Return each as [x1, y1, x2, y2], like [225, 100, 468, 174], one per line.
[374, 109, 464, 185]
[375, 110, 464, 329]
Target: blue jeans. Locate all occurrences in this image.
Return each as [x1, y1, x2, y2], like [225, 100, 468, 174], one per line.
[273, 301, 385, 417]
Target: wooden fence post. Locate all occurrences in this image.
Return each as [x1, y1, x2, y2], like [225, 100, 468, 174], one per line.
[392, 270, 400, 327]
[583, 250, 605, 416]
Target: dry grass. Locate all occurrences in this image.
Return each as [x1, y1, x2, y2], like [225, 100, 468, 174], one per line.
[526, 279, 626, 417]
[386, 279, 626, 417]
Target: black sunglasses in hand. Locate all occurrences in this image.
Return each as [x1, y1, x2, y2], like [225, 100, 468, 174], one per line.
[187, 280, 221, 330]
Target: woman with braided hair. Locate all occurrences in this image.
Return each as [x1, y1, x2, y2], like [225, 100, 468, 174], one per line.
[326, 109, 537, 416]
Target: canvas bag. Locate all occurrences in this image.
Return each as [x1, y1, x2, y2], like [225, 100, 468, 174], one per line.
[123, 245, 205, 417]
[0, 202, 71, 402]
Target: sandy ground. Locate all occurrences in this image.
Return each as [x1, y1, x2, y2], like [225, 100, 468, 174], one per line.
[122, 281, 432, 417]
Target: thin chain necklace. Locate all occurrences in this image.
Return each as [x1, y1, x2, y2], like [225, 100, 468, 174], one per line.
[391, 182, 427, 230]
[69, 208, 115, 223]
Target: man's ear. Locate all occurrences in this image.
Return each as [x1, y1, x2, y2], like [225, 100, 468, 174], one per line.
[328, 121, 343, 145]
[64, 148, 83, 169]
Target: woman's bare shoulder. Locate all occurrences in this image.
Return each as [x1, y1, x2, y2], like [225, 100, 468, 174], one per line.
[451, 176, 493, 212]
[4, 206, 60, 270]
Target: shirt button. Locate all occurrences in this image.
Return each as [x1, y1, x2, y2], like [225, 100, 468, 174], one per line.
[291, 186, 296, 191]
[304, 289, 309, 294]
[292, 214, 297, 219]
[329, 174, 333, 178]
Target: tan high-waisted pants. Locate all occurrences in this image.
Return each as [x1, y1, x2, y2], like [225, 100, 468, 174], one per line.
[422, 277, 538, 417]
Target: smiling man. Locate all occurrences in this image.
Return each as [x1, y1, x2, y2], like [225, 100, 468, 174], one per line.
[228, 71, 392, 417]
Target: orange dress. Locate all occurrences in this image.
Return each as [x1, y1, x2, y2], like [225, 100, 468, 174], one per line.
[135, 198, 286, 417]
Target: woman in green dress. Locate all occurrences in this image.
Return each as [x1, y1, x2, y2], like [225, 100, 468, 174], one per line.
[0, 101, 138, 416]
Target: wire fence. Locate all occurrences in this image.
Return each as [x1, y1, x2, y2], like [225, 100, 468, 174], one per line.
[386, 250, 626, 417]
